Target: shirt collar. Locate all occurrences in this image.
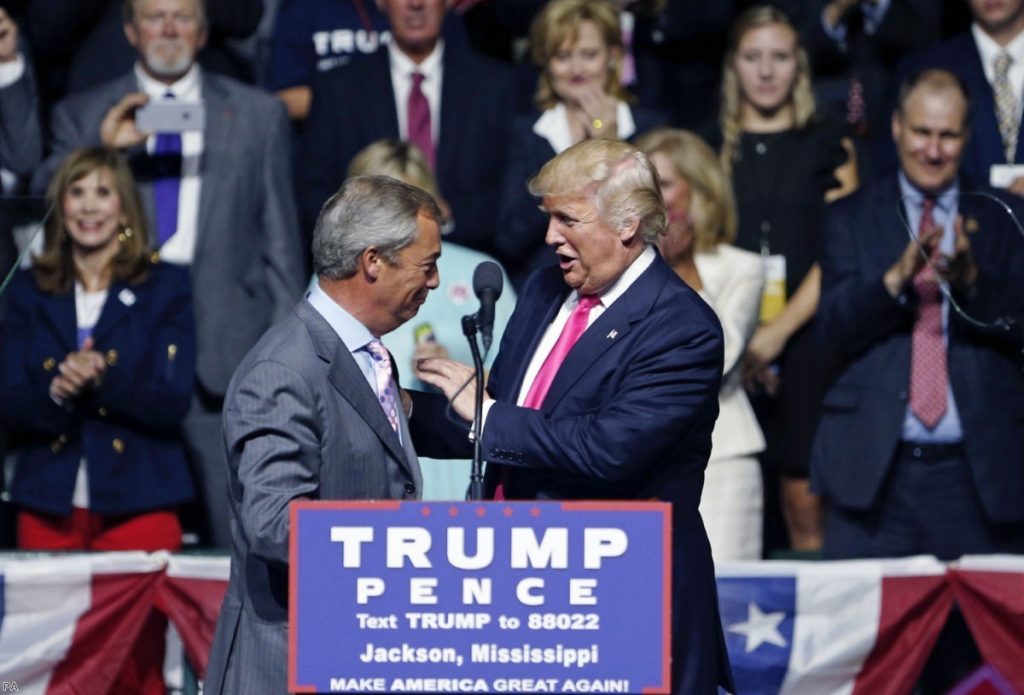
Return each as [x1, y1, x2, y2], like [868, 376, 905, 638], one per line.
[972, 22, 1024, 76]
[897, 171, 959, 214]
[532, 102, 637, 155]
[307, 282, 376, 354]
[388, 39, 444, 82]
[134, 62, 202, 100]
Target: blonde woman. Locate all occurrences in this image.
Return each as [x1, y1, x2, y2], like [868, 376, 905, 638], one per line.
[718, 5, 857, 553]
[495, 0, 666, 286]
[638, 127, 765, 562]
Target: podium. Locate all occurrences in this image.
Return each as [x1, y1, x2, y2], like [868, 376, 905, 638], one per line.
[288, 501, 673, 694]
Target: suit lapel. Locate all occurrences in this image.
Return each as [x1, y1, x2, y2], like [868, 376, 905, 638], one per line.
[964, 35, 1009, 170]
[297, 302, 413, 474]
[39, 291, 77, 351]
[497, 285, 564, 401]
[90, 281, 135, 344]
[436, 53, 467, 182]
[194, 71, 231, 262]
[538, 257, 665, 413]
[878, 177, 912, 270]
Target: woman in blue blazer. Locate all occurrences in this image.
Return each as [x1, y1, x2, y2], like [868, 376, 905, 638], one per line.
[495, 0, 667, 287]
[0, 146, 196, 548]
[0, 146, 196, 690]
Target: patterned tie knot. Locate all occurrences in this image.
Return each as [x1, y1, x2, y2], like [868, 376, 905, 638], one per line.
[366, 339, 400, 432]
[411, 71, 424, 89]
[996, 50, 1013, 77]
[365, 339, 392, 372]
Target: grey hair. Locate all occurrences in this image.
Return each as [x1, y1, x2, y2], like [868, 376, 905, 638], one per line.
[312, 175, 442, 280]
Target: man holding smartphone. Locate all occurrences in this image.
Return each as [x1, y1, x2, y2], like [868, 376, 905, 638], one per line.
[33, 0, 306, 549]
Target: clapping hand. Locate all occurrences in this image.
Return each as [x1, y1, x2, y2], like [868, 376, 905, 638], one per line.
[49, 337, 107, 403]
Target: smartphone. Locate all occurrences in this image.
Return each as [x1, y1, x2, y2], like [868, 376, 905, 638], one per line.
[135, 100, 206, 133]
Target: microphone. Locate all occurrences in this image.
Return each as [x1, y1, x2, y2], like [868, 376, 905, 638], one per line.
[472, 261, 503, 352]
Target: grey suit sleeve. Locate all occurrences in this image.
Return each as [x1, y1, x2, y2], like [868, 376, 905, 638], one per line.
[258, 99, 305, 320]
[224, 358, 322, 564]
[0, 66, 42, 176]
[31, 94, 97, 194]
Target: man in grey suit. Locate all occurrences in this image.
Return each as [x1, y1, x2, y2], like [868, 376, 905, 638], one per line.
[205, 175, 441, 694]
[32, 0, 305, 547]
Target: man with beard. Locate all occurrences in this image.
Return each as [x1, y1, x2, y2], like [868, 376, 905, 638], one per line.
[32, 0, 305, 549]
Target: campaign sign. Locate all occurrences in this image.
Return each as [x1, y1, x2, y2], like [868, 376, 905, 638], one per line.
[288, 500, 672, 694]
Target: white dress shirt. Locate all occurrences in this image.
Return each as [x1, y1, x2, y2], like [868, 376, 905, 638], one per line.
[134, 63, 204, 265]
[532, 101, 636, 155]
[388, 41, 443, 146]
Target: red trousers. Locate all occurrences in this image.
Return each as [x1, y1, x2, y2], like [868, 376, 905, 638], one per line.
[19, 508, 182, 695]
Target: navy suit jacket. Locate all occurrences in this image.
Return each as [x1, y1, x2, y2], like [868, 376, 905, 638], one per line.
[900, 32, 1024, 183]
[298, 46, 515, 252]
[0, 263, 197, 516]
[411, 254, 733, 693]
[812, 174, 1024, 523]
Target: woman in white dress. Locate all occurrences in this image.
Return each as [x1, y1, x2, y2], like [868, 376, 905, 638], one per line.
[637, 127, 766, 562]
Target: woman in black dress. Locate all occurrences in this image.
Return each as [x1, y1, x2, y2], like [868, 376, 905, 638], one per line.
[718, 5, 858, 554]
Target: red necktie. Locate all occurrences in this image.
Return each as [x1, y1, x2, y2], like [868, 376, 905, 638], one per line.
[407, 72, 435, 170]
[493, 295, 601, 499]
[909, 198, 948, 429]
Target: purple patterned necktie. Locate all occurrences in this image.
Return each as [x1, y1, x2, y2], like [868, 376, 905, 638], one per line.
[366, 339, 400, 433]
[153, 92, 182, 247]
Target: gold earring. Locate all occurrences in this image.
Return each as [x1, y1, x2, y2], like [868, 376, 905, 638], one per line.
[117, 226, 133, 243]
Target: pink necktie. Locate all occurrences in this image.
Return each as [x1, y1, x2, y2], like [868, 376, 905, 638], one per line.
[909, 198, 948, 429]
[407, 72, 435, 170]
[494, 295, 601, 499]
[366, 339, 400, 432]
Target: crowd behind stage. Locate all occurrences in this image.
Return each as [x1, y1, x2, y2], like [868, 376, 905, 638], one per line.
[2, 0, 1024, 584]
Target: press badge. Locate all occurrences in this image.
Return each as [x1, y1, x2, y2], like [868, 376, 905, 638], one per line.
[760, 254, 786, 323]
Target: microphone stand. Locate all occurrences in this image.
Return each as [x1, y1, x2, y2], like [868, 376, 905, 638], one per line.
[462, 314, 486, 501]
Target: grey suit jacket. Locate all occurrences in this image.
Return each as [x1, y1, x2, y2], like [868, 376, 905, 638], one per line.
[34, 68, 304, 398]
[204, 299, 422, 695]
[0, 64, 42, 177]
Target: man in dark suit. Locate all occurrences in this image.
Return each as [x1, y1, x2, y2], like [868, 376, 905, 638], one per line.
[205, 176, 441, 695]
[813, 68, 1024, 561]
[32, 0, 305, 547]
[414, 138, 732, 694]
[297, 0, 514, 254]
[899, 0, 1024, 193]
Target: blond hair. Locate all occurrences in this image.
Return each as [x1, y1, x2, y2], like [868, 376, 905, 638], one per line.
[529, 138, 666, 241]
[347, 139, 440, 197]
[635, 128, 737, 251]
[719, 6, 816, 176]
[33, 147, 151, 294]
[530, 0, 632, 111]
